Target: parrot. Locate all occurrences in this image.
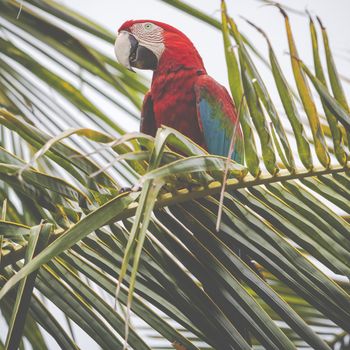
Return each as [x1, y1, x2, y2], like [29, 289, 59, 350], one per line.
[114, 20, 244, 164]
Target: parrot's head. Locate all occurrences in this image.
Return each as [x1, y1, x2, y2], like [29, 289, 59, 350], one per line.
[115, 20, 204, 72]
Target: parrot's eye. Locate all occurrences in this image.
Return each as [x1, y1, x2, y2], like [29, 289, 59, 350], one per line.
[144, 23, 153, 30]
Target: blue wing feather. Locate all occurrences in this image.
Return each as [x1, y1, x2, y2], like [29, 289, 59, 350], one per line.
[195, 75, 243, 164]
[198, 98, 233, 157]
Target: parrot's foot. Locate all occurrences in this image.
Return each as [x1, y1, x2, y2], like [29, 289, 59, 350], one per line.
[118, 185, 142, 194]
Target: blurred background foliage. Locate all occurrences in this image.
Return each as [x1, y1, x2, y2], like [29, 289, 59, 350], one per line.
[0, 0, 350, 349]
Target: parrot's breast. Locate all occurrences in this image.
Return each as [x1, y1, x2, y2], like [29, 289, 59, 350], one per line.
[150, 68, 205, 148]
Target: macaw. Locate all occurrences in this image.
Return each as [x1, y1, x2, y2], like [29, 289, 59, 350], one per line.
[114, 20, 244, 164]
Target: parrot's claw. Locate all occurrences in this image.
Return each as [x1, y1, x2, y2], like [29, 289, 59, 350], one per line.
[118, 185, 142, 194]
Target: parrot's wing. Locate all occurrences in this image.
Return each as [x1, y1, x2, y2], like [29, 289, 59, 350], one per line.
[194, 75, 244, 163]
[140, 92, 157, 136]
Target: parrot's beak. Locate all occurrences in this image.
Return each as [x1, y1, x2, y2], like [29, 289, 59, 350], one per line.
[115, 31, 158, 71]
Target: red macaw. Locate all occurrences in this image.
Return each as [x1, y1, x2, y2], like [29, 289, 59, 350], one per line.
[114, 20, 244, 163]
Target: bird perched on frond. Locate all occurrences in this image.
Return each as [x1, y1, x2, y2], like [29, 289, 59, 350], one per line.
[114, 19, 244, 163]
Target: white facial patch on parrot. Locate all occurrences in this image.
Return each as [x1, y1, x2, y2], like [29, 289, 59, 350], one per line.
[131, 22, 165, 61]
[114, 31, 133, 69]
